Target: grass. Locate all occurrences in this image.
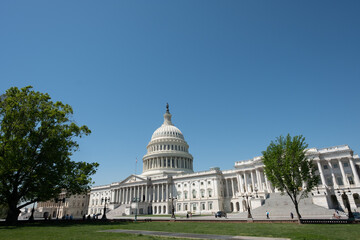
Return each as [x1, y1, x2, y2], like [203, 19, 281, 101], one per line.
[0, 221, 359, 240]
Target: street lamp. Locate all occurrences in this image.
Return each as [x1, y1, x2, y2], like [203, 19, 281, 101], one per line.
[132, 197, 140, 222]
[169, 197, 177, 219]
[337, 187, 354, 219]
[101, 197, 109, 220]
[241, 193, 253, 219]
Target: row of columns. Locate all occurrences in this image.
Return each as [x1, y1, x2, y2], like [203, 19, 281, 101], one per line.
[111, 183, 173, 204]
[143, 157, 193, 171]
[316, 158, 360, 188]
[237, 168, 272, 194]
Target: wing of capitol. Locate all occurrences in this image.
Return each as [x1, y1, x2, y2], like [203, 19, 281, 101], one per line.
[36, 105, 360, 219]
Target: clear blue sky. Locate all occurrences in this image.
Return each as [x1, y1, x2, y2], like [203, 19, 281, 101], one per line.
[1, 1, 359, 186]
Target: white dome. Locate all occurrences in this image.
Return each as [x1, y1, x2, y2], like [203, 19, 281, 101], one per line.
[142, 104, 193, 177]
[151, 124, 184, 140]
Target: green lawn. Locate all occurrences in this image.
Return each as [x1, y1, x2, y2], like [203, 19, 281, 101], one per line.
[0, 221, 359, 240]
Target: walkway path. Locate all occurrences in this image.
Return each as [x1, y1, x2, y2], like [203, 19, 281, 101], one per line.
[100, 229, 290, 240]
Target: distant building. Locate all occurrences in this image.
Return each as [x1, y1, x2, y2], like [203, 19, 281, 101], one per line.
[37, 191, 89, 219]
[88, 105, 360, 217]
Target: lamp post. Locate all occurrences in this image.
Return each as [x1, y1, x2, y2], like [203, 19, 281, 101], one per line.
[337, 188, 354, 219]
[241, 193, 253, 219]
[169, 197, 177, 219]
[132, 197, 140, 222]
[101, 197, 109, 220]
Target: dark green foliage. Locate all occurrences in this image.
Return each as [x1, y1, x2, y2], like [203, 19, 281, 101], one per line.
[262, 134, 320, 221]
[0, 86, 98, 224]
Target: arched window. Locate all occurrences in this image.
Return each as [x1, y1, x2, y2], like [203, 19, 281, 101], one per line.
[200, 189, 205, 198]
[192, 190, 197, 199]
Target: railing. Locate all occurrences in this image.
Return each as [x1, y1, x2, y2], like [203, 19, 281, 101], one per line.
[300, 219, 354, 224]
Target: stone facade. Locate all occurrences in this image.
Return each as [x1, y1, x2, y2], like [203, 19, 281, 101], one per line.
[37, 191, 89, 219]
[88, 106, 360, 217]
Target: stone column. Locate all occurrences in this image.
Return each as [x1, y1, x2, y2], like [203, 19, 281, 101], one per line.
[225, 179, 229, 197]
[145, 186, 148, 202]
[349, 158, 360, 185]
[328, 161, 338, 188]
[111, 190, 115, 203]
[243, 172, 248, 193]
[338, 159, 348, 186]
[125, 188, 128, 204]
[119, 188, 122, 204]
[238, 174, 244, 193]
[264, 174, 270, 193]
[231, 178, 235, 197]
[152, 185, 156, 202]
[130, 187, 133, 203]
[250, 171, 255, 192]
[166, 183, 169, 201]
[159, 184, 162, 202]
[157, 184, 160, 202]
[316, 160, 326, 187]
[259, 169, 264, 191]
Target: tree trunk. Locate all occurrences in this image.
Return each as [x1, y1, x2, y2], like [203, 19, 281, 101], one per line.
[5, 204, 20, 225]
[294, 200, 302, 223]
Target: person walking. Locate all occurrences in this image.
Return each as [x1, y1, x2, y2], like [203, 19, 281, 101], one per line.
[266, 210, 270, 219]
[290, 212, 294, 219]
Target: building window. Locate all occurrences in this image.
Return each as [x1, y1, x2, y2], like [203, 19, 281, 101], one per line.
[326, 177, 333, 186]
[323, 165, 328, 170]
[343, 162, 349, 167]
[201, 190, 205, 198]
[177, 204, 181, 211]
[184, 204, 188, 211]
[184, 184, 187, 187]
[184, 192, 188, 199]
[208, 181, 211, 184]
[192, 190, 197, 199]
[333, 163, 339, 168]
[208, 190, 212, 197]
[348, 176, 354, 185]
[201, 182, 204, 185]
[336, 177, 343, 186]
[192, 203, 197, 211]
[192, 183, 195, 186]
[201, 203, 205, 210]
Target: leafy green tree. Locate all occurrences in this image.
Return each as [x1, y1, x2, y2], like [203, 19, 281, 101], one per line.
[262, 134, 319, 221]
[0, 86, 98, 224]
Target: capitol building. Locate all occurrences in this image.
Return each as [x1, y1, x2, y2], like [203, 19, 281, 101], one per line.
[88, 105, 360, 217]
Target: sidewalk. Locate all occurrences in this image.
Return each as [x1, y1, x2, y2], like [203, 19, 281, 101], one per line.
[100, 229, 290, 240]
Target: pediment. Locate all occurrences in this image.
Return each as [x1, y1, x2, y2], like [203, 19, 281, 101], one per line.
[120, 175, 146, 184]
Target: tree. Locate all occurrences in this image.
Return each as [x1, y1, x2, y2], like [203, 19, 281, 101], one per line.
[262, 134, 319, 222]
[0, 86, 99, 224]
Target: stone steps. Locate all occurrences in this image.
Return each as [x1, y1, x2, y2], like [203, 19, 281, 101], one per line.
[236, 193, 346, 218]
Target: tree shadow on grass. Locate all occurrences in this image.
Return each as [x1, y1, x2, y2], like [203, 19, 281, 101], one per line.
[0, 219, 136, 229]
